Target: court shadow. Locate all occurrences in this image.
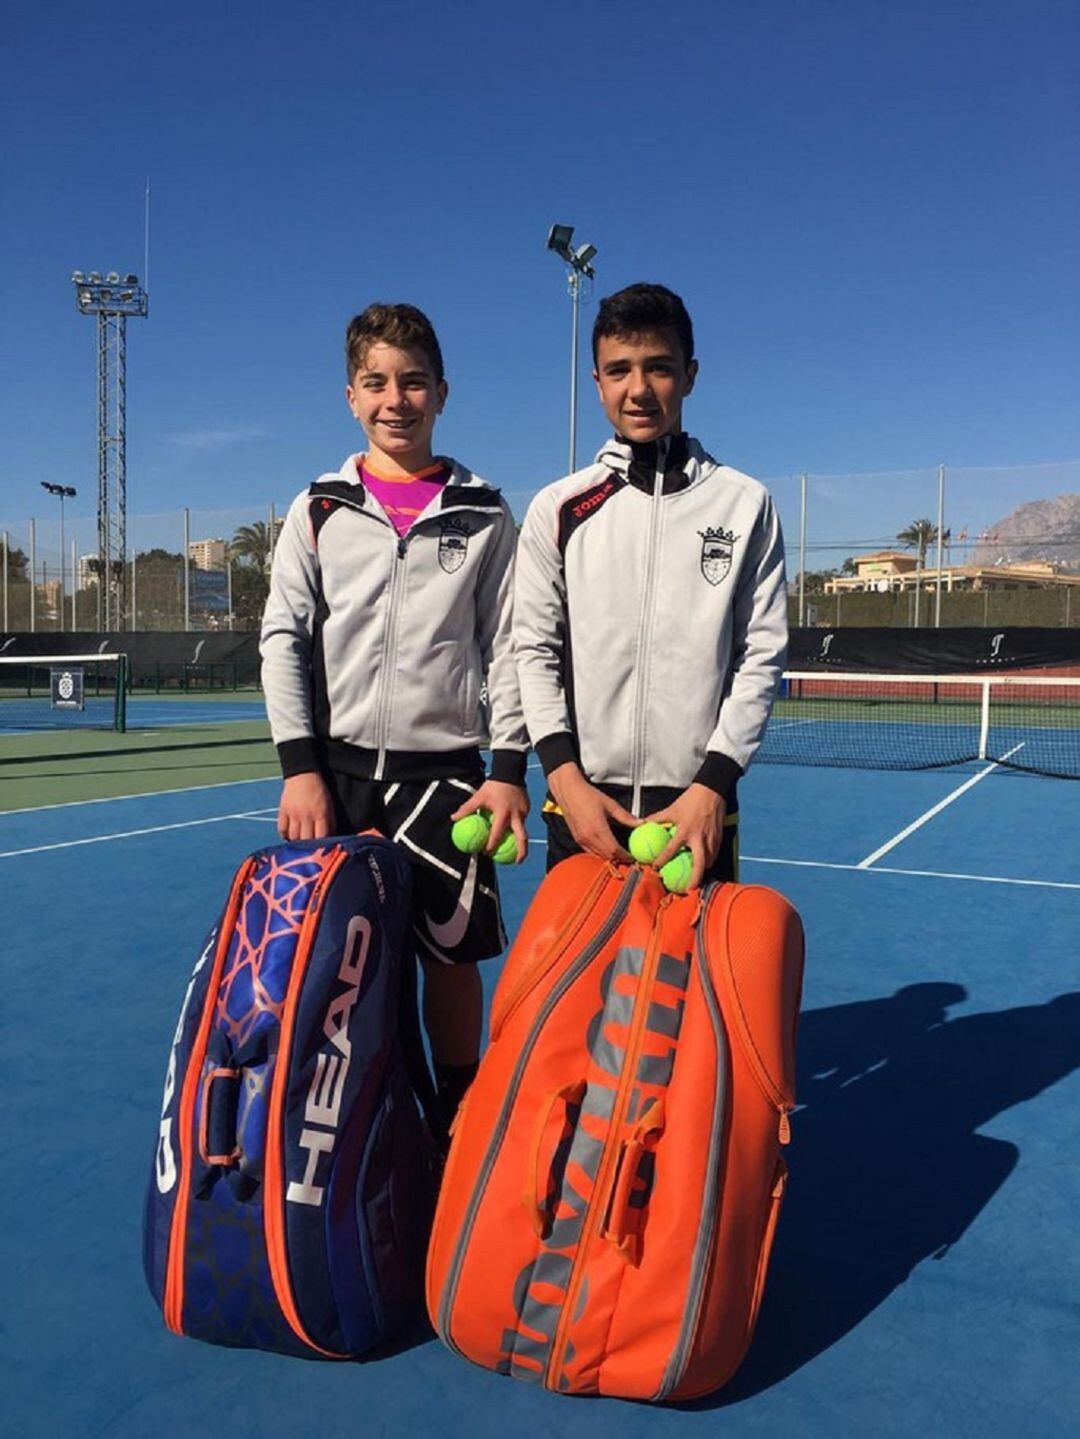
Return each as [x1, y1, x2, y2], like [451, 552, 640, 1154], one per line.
[687, 982, 1080, 1408]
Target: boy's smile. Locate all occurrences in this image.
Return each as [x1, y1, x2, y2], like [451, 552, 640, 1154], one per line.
[346, 340, 447, 474]
[593, 329, 697, 444]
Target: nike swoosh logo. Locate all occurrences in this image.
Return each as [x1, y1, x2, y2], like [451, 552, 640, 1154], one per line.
[424, 856, 478, 951]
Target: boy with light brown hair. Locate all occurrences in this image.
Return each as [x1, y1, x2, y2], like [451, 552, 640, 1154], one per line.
[261, 302, 529, 1128]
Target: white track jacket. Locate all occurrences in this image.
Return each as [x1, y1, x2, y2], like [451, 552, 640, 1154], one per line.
[513, 434, 787, 808]
[261, 455, 528, 785]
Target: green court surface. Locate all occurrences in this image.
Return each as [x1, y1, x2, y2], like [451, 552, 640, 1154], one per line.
[0, 717, 277, 811]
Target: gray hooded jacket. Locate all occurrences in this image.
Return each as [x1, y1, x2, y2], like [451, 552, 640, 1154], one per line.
[261, 455, 529, 785]
[513, 434, 787, 809]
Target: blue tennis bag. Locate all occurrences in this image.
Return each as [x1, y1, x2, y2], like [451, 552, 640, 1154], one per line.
[143, 833, 438, 1358]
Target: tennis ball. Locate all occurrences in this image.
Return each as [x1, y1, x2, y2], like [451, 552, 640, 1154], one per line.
[628, 821, 676, 865]
[659, 849, 694, 895]
[492, 830, 519, 864]
[451, 810, 491, 854]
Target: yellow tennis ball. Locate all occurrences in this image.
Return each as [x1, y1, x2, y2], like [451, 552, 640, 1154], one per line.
[492, 830, 518, 864]
[451, 811, 491, 854]
[659, 849, 694, 894]
[628, 822, 675, 865]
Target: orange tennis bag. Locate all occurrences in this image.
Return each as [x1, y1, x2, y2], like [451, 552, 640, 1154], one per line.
[426, 854, 803, 1401]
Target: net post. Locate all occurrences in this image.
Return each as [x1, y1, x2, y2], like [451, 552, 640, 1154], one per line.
[978, 680, 990, 760]
[115, 654, 129, 732]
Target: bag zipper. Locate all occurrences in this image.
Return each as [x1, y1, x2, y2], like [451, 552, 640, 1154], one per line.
[544, 895, 672, 1389]
[435, 870, 642, 1349]
[162, 856, 257, 1334]
[710, 885, 794, 1138]
[654, 885, 731, 1399]
[488, 864, 619, 1040]
[262, 847, 349, 1357]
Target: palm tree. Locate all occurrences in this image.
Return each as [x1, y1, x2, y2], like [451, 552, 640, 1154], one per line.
[230, 521, 273, 572]
[897, 518, 937, 569]
[897, 519, 950, 626]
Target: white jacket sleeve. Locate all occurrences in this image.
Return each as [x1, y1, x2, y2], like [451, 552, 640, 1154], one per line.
[512, 487, 578, 775]
[698, 491, 788, 790]
[259, 492, 322, 775]
[475, 499, 530, 783]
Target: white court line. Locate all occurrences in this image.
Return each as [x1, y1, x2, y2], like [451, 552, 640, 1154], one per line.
[0, 772, 279, 819]
[0, 809, 279, 860]
[743, 854, 1080, 891]
[856, 743, 1026, 869]
[0, 758, 541, 822]
[0, 809, 1072, 889]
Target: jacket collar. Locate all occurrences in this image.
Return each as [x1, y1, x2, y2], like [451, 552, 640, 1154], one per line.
[596, 432, 703, 495]
[310, 455, 501, 514]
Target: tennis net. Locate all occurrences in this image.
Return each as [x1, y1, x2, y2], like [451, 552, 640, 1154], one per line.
[0, 654, 128, 733]
[761, 671, 1080, 778]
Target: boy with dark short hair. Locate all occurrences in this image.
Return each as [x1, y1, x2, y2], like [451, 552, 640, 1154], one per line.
[261, 302, 529, 1129]
[514, 282, 787, 888]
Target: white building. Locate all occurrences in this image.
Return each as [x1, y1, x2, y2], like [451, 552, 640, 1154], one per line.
[188, 538, 228, 571]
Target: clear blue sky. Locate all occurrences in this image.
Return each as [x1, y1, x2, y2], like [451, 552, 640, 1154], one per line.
[2, 0, 1078, 552]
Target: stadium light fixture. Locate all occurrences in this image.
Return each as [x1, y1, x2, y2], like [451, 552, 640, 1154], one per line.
[40, 482, 78, 626]
[546, 222, 599, 472]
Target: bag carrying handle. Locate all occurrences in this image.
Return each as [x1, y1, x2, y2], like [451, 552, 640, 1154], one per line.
[602, 1097, 666, 1262]
[523, 1080, 587, 1238]
[198, 1067, 242, 1167]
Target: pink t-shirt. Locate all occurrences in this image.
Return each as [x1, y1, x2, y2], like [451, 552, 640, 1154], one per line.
[360, 457, 450, 537]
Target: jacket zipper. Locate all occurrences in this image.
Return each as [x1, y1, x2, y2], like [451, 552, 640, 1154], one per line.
[628, 441, 667, 815]
[374, 535, 408, 781]
[654, 885, 730, 1399]
[326, 487, 494, 780]
[435, 870, 642, 1349]
[488, 865, 616, 1040]
[163, 857, 257, 1334]
[545, 896, 671, 1389]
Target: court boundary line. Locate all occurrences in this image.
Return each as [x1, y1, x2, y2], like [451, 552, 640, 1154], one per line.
[0, 809, 279, 859]
[856, 743, 1025, 869]
[0, 807, 1074, 889]
[0, 759, 542, 821]
[742, 855, 1080, 891]
[0, 773, 279, 819]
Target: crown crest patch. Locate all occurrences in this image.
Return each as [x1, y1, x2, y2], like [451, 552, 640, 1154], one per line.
[699, 526, 738, 585]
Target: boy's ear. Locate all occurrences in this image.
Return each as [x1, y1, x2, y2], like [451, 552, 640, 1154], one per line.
[683, 358, 699, 398]
[345, 382, 360, 419]
[436, 378, 449, 413]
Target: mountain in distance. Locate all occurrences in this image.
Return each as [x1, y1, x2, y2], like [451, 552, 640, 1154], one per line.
[972, 493, 1080, 571]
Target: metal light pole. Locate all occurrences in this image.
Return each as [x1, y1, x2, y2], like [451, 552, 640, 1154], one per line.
[41, 482, 76, 630]
[798, 472, 808, 628]
[71, 269, 148, 631]
[546, 225, 598, 473]
[934, 463, 946, 628]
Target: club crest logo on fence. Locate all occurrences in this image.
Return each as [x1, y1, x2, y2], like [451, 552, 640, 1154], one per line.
[699, 527, 737, 586]
[439, 518, 471, 574]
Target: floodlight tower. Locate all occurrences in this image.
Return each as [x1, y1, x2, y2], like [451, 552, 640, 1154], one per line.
[71, 269, 149, 630]
[546, 225, 598, 473]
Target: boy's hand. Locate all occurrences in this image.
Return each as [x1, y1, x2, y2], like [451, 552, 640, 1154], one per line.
[548, 762, 637, 864]
[451, 780, 530, 863]
[278, 772, 335, 841]
[645, 783, 727, 891]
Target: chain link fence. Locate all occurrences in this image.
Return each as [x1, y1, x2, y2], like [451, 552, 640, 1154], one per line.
[3, 459, 1078, 632]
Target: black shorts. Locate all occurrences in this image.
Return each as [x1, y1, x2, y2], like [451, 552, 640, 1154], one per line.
[325, 769, 507, 967]
[542, 782, 740, 884]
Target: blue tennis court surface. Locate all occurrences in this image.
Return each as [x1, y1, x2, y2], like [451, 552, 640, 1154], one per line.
[3, 762, 1077, 1437]
[0, 695, 268, 733]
